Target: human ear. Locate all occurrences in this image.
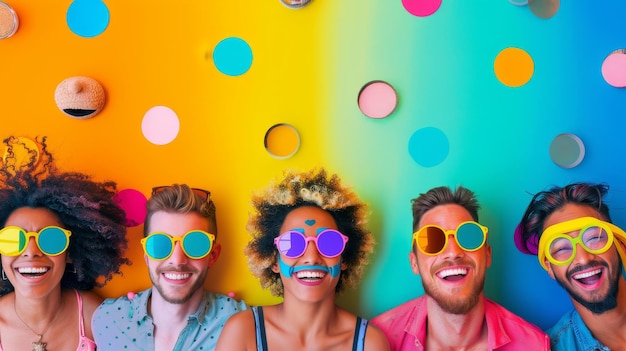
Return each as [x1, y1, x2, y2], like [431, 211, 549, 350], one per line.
[409, 251, 420, 275]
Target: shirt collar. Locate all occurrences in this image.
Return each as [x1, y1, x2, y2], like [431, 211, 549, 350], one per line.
[130, 288, 211, 325]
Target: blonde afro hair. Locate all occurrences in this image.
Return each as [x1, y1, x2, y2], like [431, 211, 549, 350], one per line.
[245, 168, 374, 296]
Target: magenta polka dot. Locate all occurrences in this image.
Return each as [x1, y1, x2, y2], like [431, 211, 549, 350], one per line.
[402, 0, 442, 17]
[114, 189, 147, 227]
[358, 81, 398, 119]
[602, 52, 626, 88]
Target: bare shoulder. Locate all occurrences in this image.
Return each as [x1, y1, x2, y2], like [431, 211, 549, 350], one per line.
[216, 309, 257, 351]
[76, 290, 104, 316]
[365, 321, 390, 351]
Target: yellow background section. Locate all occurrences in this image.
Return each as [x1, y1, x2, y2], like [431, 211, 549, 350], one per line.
[1, 1, 330, 306]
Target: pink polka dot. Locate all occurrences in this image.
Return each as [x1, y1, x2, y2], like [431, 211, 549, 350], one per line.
[602, 52, 626, 88]
[114, 188, 147, 227]
[141, 106, 180, 145]
[358, 81, 398, 119]
[402, 0, 442, 17]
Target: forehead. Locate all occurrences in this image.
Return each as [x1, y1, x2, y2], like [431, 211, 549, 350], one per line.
[148, 211, 212, 236]
[418, 204, 474, 230]
[543, 204, 603, 231]
[4, 207, 62, 230]
[280, 206, 338, 232]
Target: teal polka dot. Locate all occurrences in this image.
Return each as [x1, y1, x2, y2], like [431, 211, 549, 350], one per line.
[408, 127, 449, 167]
[66, 0, 110, 37]
[213, 37, 253, 76]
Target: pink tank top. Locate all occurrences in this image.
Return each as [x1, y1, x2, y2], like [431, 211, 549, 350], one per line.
[0, 289, 97, 351]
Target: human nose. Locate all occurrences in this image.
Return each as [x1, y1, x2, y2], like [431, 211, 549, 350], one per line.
[300, 238, 324, 264]
[21, 236, 43, 257]
[571, 242, 595, 265]
[440, 233, 465, 259]
[167, 241, 189, 264]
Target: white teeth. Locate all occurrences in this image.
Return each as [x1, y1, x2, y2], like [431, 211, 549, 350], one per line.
[438, 268, 467, 278]
[296, 271, 326, 279]
[18, 267, 49, 274]
[163, 272, 190, 280]
[573, 269, 602, 280]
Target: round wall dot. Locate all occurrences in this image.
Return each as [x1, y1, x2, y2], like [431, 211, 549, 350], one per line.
[0, 1, 18, 39]
[141, 106, 180, 145]
[402, 0, 442, 17]
[54, 76, 106, 119]
[494, 47, 534, 87]
[280, 0, 312, 8]
[549, 133, 585, 168]
[408, 127, 449, 167]
[528, 0, 559, 19]
[602, 50, 626, 88]
[358, 81, 398, 119]
[264, 124, 300, 159]
[113, 189, 147, 227]
[2, 136, 40, 172]
[213, 37, 253, 76]
[66, 0, 110, 38]
[509, 0, 528, 5]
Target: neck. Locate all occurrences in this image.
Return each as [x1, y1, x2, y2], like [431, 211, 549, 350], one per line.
[13, 290, 65, 340]
[148, 288, 204, 325]
[279, 294, 339, 332]
[424, 296, 488, 351]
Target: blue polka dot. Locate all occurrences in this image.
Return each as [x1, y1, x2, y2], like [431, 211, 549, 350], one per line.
[67, 0, 110, 38]
[213, 37, 253, 76]
[408, 127, 449, 167]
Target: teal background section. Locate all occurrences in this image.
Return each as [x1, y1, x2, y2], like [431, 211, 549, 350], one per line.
[325, 1, 626, 330]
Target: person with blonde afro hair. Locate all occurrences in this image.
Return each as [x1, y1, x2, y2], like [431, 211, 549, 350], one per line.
[217, 167, 389, 351]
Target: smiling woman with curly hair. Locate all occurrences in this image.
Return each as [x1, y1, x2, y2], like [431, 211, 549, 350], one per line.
[216, 168, 389, 351]
[0, 136, 129, 351]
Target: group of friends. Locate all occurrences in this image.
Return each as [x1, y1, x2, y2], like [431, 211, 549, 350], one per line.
[0, 135, 623, 351]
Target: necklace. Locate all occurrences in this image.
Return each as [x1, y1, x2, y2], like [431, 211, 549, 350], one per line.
[14, 296, 64, 351]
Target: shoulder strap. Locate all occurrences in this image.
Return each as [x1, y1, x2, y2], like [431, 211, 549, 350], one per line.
[252, 306, 269, 351]
[352, 316, 369, 351]
[75, 289, 86, 337]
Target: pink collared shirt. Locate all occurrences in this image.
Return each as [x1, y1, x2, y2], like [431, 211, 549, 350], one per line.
[371, 296, 550, 351]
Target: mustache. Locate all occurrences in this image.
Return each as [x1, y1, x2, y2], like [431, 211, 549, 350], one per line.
[158, 265, 197, 273]
[567, 260, 607, 279]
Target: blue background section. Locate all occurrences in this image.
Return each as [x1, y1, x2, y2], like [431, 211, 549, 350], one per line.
[328, 1, 626, 330]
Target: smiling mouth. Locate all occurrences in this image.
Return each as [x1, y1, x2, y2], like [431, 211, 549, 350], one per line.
[572, 268, 603, 285]
[437, 267, 468, 281]
[17, 267, 50, 277]
[163, 272, 190, 280]
[295, 270, 327, 281]
[63, 109, 96, 117]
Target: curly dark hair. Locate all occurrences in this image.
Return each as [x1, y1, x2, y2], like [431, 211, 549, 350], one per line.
[514, 182, 611, 255]
[245, 168, 373, 296]
[0, 136, 130, 294]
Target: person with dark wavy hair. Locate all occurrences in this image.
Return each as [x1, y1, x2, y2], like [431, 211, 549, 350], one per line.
[515, 182, 626, 351]
[0, 136, 129, 351]
[216, 168, 389, 351]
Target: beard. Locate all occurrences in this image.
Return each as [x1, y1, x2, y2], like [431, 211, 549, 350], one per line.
[150, 265, 208, 304]
[554, 259, 621, 315]
[422, 260, 486, 315]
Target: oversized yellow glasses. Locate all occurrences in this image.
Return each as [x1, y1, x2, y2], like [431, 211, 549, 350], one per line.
[412, 221, 488, 256]
[0, 226, 72, 256]
[538, 217, 626, 270]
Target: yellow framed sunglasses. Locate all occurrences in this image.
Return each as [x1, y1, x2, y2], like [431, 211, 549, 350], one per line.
[538, 217, 625, 270]
[0, 226, 72, 256]
[412, 221, 488, 256]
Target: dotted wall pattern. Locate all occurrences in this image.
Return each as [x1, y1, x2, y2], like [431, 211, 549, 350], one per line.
[1, 1, 626, 331]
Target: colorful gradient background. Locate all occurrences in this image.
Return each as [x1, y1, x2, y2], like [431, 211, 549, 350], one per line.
[2, 0, 626, 330]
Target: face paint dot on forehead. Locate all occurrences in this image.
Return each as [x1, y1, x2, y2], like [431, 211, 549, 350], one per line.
[304, 219, 316, 226]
